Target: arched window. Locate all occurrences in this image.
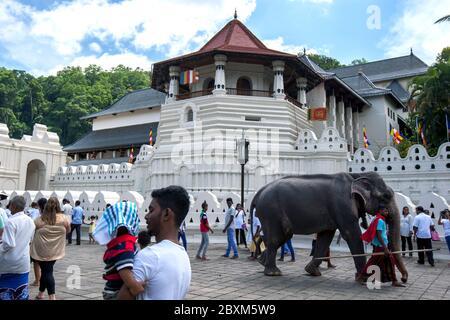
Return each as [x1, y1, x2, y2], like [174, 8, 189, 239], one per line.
[186, 108, 193, 122]
[203, 78, 214, 93]
[236, 77, 252, 95]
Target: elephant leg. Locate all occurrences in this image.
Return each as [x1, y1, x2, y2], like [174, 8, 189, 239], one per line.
[339, 224, 366, 279]
[305, 230, 335, 276]
[263, 242, 283, 276]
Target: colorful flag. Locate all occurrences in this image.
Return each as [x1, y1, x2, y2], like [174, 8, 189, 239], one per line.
[149, 129, 153, 146]
[179, 70, 199, 85]
[363, 127, 370, 149]
[308, 107, 327, 121]
[390, 128, 404, 145]
[128, 146, 134, 164]
[417, 122, 427, 147]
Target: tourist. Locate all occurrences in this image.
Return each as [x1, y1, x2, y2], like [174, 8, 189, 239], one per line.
[137, 231, 151, 250]
[93, 201, 144, 300]
[31, 197, 70, 300]
[178, 219, 187, 251]
[196, 201, 214, 261]
[31, 198, 47, 287]
[234, 203, 247, 248]
[361, 205, 405, 287]
[84, 215, 96, 244]
[222, 198, 238, 259]
[68, 200, 83, 245]
[400, 206, 414, 257]
[413, 206, 435, 266]
[437, 209, 450, 266]
[27, 202, 40, 220]
[62, 199, 72, 220]
[118, 186, 191, 300]
[278, 238, 295, 262]
[0, 196, 36, 300]
[249, 208, 263, 260]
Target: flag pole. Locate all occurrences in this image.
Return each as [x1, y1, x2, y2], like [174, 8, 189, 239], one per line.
[415, 116, 419, 144]
[446, 113, 449, 142]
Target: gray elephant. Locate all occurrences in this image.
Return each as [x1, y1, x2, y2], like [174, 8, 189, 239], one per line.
[250, 172, 408, 283]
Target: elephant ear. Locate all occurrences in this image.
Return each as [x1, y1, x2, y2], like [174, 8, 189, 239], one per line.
[351, 177, 373, 208]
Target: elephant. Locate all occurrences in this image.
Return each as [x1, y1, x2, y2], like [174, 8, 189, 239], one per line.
[249, 172, 408, 282]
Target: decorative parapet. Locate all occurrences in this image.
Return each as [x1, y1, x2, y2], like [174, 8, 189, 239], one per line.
[135, 145, 155, 163]
[348, 142, 450, 174]
[296, 127, 348, 153]
[53, 161, 134, 184]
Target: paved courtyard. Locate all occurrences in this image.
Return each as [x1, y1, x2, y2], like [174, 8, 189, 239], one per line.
[28, 234, 450, 300]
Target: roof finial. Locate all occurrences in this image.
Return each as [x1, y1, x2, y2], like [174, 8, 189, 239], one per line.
[303, 47, 306, 55]
[410, 47, 413, 55]
[234, 9, 237, 19]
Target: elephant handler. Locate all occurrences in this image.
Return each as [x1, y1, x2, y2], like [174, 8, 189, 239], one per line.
[360, 205, 405, 287]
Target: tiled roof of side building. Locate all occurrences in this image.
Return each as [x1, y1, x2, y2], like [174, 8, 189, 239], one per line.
[330, 53, 428, 82]
[340, 72, 405, 108]
[63, 122, 158, 152]
[82, 88, 166, 120]
[387, 80, 410, 102]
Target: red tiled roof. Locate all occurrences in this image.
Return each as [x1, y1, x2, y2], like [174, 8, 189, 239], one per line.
[199, 19, 294, 57]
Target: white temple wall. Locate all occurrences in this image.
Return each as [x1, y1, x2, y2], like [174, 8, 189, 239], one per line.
[92, 108, 160, 131]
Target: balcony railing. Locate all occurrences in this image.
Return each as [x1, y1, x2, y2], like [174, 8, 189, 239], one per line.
[285, 95, 304, 109]
[176, 89, 213, 100]
[226, 88, 272, 97]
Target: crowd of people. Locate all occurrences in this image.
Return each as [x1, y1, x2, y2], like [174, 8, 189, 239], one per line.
[0, 187, 449, 300]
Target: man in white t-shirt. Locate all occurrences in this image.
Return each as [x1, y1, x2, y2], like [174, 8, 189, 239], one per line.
[62, 199, 73, 221]
[413, 206, 435, 267]
[118, 186, 191, 300]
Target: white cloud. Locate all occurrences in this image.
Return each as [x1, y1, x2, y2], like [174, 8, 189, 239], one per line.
[263, 36, 329, 56]
[47, 52, 154, 75]
[288, 0, 334, 3]
[0, 0, 257, 75]
[380, 0, 450, 64]
[89, 42, 102, 53]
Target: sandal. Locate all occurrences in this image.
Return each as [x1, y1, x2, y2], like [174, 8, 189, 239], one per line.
[35, 295, 45, 300]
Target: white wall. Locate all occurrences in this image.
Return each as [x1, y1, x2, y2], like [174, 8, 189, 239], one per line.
[92, 108, 160, 131]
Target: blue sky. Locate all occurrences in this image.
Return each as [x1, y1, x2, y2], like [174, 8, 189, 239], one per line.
[0, 0, 448, 75]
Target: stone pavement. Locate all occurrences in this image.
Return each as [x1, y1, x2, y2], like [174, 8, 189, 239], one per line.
[28, 239, 450, 300]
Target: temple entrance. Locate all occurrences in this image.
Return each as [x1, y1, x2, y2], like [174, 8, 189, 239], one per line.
[25, 159, 46, 190]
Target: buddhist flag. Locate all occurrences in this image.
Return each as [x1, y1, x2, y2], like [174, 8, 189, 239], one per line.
[363, 127, 370, 149]
[417, 122, 427, 147]
[308, 107, 327, 121]
[128, 146, 134, 164]
[390, 128, 404, 145]
[180, 70, 199, 85]
[149, 129, 153, 146]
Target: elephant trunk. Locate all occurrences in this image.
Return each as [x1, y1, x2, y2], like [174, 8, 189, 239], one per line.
[388, 201, 408, 280]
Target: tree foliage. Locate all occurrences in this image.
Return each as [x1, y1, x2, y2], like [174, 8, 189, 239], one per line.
[307, 54, 344, 70]
[350, 58, 368, 65]
[0, 65, 150, 145]
[407, 47, 450, 155]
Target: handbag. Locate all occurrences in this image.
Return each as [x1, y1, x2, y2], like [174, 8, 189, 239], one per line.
[431, 230, 440, 241]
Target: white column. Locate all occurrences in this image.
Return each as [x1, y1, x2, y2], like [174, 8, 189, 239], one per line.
[296, 77, 307, 106]
[272, 60, 285, 100]
[353, 110, 360, 148]
[98, 151, 103, 160]
[327, 93, 336, 128]
[74, 154, 79, 161]
[168, 66, 180, 102]
[213, 54, 227, 95]
[112, 150, 117, 158]
[345, 103, 353, 152]
[337, 98, 345, 138]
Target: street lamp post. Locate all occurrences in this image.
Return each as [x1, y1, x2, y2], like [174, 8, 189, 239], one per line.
[236, 130, 250, 237]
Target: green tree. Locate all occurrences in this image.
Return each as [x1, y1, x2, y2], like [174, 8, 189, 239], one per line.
[408, 47, 450, 154]
[350, 58, 368, 65]
[307, 54, 344, 70]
